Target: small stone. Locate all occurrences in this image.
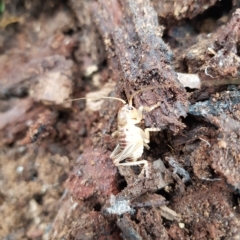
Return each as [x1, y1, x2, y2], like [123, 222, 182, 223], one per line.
[179, 222, 185, 229]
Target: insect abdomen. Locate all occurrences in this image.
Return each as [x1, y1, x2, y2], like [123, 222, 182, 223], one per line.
[118, 128, 128, 150]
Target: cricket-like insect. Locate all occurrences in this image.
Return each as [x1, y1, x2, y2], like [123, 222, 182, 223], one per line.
[67, 86, 161, 178]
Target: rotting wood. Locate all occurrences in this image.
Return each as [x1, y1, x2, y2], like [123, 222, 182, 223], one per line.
[152, 0, 218, 20]
[183, 9, 240, 84]
[92, 0, 188, 134]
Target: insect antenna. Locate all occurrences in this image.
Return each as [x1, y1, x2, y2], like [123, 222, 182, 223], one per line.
[65, 84, 163, 105]
[128, 85, 163, 106]
[65, 96, 126, 104]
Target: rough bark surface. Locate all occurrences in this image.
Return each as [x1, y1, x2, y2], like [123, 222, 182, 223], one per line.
[1, 0, 240, 239]
[92, 0, 188, 133]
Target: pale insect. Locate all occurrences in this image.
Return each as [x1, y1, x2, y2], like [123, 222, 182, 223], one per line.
[67, 86, 161, 178]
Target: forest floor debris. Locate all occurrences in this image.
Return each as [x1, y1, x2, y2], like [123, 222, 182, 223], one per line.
[1, 0, 240, 239]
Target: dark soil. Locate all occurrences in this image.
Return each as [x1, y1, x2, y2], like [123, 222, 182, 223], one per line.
[1, 0, 240, 239]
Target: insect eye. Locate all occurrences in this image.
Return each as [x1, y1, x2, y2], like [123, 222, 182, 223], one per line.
[128, 106, 133, 110]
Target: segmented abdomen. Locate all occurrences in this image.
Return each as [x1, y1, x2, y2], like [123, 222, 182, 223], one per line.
[118, 127, 128, 150]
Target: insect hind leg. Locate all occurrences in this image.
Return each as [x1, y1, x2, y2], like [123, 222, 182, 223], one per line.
[116, 160, 149, 178]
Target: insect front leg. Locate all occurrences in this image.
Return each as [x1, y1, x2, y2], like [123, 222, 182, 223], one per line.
[137, 101, 161, 117]
[131, 102, 161, 124]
